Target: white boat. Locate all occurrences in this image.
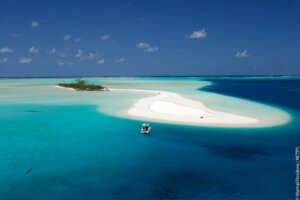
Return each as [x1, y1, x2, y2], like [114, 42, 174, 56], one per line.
[140, 123, 151, 134]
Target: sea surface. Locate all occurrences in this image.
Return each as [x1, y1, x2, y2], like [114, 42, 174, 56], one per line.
[0, 77, 299, 200]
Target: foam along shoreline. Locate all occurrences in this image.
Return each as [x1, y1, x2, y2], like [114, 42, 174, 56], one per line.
[110, 89, 260, 126]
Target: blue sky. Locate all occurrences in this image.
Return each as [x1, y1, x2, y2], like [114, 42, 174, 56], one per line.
[0, 0, 299, 77]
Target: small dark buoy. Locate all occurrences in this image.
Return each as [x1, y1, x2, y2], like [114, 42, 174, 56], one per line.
[26, 168, 32, 174]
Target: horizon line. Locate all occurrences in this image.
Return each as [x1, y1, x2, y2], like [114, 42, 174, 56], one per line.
[1, 75, 300, 79]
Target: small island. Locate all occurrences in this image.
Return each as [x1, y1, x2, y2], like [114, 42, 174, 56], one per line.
[58, 79, 107, 91]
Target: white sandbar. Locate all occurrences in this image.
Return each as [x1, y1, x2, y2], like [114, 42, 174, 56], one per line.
[53, 85, 76, 91]
[110, 89, 260, 126]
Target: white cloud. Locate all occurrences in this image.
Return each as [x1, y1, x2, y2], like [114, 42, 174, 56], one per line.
[63, 35, 71, 40]
[87, 53, 95, 59]
[0, 47, 14, 53]
[75, 49, 83, 58]
[186, 29, 207, 39]
[114, 57, 124, 63]
[79, 52, 97, 61]
[144, 46, 159, 52]
[29, 46, 39, 53]
[136, 42, 150, 48]
[101, 34, 111, 40]
[57, 59, 64, 66]
[31, 21, 39, 27]
[11, 33, 22, 38]
[97, 58, 105, 64]
[48, 48, 56, 54]
[19, 57, 32, 63]
[235, 50, 250, 58]
[136, 42, 158, 53]
[0, 58, 8, 63]
[75, 38, 82, 42]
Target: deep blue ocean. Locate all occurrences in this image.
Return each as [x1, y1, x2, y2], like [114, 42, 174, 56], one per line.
[0, 77, 299, 200]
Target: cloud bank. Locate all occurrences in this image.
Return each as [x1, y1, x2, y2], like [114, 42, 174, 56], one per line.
[136, 42, 158, 53]
[64, 35, 71, 40]
[186, 29, 207, 39]
[48, 48, 56, 54]
[101, 35, 111, 40]
[19, 57, 32, 63]
[114, 57, 124, 63]
[136, 42, 150, 48]
[29, 47, 39, 53]
[0, 47, 14, 53]
[31, 21, 39, 27]
[0, 58, 8, 63]
[97, 59, 105, 64]
[235, 50, 250, 58]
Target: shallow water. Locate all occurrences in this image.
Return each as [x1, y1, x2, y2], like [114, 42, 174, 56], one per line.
[0, 77, 299, 199]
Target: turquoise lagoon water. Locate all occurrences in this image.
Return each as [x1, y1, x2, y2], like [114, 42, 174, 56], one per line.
[0, 77, 299, 199]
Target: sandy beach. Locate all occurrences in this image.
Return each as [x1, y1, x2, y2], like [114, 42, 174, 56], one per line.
[110, 89, 260, 126]
[53, 85, 76, 91]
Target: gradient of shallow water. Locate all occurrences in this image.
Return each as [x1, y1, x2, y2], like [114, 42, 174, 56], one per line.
[0, 77, 299, 200]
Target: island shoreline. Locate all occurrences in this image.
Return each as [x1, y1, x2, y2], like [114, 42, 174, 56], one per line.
[109, 88, 263, 127]
[54, 86, 290, 127]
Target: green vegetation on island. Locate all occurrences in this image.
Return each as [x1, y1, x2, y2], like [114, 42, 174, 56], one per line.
[58, 79, 107, 91]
